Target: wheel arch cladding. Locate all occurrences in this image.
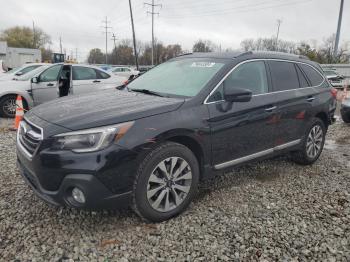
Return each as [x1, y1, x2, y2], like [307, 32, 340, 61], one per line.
[167, 135, 204, 179]
[315, 112, 329, 128]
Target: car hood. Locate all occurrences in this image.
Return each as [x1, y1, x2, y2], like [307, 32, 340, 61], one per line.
[0, 79, 30, 90]
[27, 89, 185, 131]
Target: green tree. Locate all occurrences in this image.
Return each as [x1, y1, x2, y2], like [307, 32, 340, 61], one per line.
[193, 39, 216, 53]
[0, 26, 51, 49]
[87, 48, 105, 64]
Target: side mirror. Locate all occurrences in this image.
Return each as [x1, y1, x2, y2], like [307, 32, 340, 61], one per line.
[31, 77, 39, 83]
[223, 86, 252, 103]
[15, 72, 23, 76]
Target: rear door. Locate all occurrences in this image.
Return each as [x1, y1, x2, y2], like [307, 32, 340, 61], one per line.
[207, 60, 278, 168]
[31, 64, 62, 105]
[71, 66, 100, 94]
[267, 60, 313, 147]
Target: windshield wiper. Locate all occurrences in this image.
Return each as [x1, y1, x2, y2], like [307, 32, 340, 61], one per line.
[129, 88, 166, 97]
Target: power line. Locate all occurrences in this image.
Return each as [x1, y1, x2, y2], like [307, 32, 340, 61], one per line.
[144, 0, 162, 65]
[102, 16, 112, 64]
[163, 0, 313, 19]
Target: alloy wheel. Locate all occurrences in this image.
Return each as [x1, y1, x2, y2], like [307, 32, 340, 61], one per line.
[3, 98, 16, 116]
[147, 157, 192, 213]
[306, 125, 323, 159]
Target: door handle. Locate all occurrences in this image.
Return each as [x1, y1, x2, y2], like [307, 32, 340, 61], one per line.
[265, 106, 277, 112]
[47, 83, 54, 87]
[93, 80, 101, 83]
[306, 97, 315, 102]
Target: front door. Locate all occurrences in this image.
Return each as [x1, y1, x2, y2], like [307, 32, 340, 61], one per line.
[31, 64, 62, 105]
[206, 60, 278, 168]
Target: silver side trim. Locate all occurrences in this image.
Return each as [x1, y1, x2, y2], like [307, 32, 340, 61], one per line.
[214, 139, 301, 170]
[204, 58, 326, 105]
[274, 139, 301, 151]
[215, 148, 274, 170]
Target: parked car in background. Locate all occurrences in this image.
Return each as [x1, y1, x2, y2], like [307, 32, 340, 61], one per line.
[110, 66, 140, 80]
[0, 64, 127, 118]
[323, 69, 345, 88]
[341, 95, 350, 123]
[138, 65, 154, 75]
[17, 51, 336, 222]
[0, 63, 48, 81]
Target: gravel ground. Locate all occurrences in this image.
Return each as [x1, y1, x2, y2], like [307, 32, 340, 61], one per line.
[0, 120, 349, 261]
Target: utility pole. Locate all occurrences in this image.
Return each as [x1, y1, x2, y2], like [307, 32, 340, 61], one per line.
[275, 19, 282, 51]
[59, 36, 63, 54]
[144, 0, 161, 66]
[102, 16, 112, 64]
[32, 21, 36, 48]
[111, 33, 118, 50]
[334, 0, 344, 59]
[129, 0, 139, 70]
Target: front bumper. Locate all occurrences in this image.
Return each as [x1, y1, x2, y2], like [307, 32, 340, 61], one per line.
[17, 159, 132, 209]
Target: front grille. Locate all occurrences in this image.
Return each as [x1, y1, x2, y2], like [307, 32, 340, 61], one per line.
[18, 120, 43, 157]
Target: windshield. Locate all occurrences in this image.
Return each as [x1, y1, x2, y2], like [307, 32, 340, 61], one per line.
[127, 59, 225, 97]
[17, 65, 50, 81]
[4, 66, 21, 74]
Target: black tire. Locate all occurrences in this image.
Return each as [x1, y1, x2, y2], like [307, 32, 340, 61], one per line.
[291, 118, 326, 165]
[0, 95, 17, 118]
[132, 142, 199, 222]
[341, 110, 350, 123]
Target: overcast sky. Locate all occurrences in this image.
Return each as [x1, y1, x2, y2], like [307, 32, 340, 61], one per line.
[0, 0, 349, 61]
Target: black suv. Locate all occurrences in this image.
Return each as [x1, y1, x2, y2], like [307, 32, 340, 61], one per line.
[17, 51, 337, 222]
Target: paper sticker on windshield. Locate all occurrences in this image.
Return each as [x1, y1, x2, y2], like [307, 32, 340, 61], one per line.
[191, 62, 216, 68]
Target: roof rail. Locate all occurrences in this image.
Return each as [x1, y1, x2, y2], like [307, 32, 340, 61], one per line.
[176, 52, 193, 57]
[250, 51, 310, 60]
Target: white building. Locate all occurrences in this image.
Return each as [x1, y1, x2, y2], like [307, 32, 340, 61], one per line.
[0, 41, 41, 70]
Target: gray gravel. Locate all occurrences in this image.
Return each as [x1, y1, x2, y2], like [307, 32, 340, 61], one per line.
[0, 120, 349, 261]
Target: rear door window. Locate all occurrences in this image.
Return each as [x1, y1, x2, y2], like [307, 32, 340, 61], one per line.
[73, 66, 97, 80]
[299, 64, 324, 86]
[269, 61, 300, 91]
[95, 69, 111, 79]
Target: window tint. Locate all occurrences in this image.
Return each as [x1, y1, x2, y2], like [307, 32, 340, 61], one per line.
[40, 65, 62, 82]
[96, 69, 110, 79]
[295, 64, 310, 88]
[269, 61, 299, 91]
[207, 61, 268, 102]
[73, 66, 97, 80]
[299, 64, 324, 86]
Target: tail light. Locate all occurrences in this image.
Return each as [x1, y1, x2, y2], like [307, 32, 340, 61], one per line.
[330, 88, 338, 99]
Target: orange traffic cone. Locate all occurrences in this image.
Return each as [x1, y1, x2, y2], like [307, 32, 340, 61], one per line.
[11, 95, 24, 131]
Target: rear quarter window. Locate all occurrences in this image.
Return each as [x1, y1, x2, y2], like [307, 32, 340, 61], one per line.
[299, 64, 324, 87]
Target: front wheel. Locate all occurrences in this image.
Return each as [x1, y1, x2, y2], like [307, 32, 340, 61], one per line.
[291, 118, 326, 165]
[132, 142, 199, 222]
[0, 95, 17, 118]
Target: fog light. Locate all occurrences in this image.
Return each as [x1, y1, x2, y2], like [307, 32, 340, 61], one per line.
[72, 187, 86, 204]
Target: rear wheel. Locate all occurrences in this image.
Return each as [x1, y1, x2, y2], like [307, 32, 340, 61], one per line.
[0, 95, 17, 118]
[291, 118, 326, 165]
[132, 142, 199, 222]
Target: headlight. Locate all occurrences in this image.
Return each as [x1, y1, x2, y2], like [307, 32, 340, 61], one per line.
[52, 121, 134, 153]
